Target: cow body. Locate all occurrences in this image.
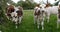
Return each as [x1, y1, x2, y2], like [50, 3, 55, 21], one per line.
[41, 5, 60, 28]
[41, 6, 58, 23]
[6, 5, 23, 29]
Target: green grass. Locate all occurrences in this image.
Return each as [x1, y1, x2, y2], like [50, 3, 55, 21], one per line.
[1, 10, 60, 32]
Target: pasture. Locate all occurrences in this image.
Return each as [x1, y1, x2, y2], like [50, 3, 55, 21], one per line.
[0, 10, 60, 32]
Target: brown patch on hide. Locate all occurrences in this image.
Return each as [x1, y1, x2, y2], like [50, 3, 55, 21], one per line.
[58, 8, 60, 19]
[17, 7, 23, 17]
[34, 10, 41, 16]
[7, 5, 15, 16]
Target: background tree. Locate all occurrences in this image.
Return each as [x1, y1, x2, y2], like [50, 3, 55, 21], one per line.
[54, 0, 59, 6]
[0, 0, 13, 27]
[16, 0, 36, 9]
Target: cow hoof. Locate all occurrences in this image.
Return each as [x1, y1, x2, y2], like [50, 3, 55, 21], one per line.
[16, 26, 18, 29]
[47, 21, 49, 23]
[57, 26, 59, 29]
[0, 30, 2, 32]
[42, 27, 44, 30]
[37, 26, 39, 29]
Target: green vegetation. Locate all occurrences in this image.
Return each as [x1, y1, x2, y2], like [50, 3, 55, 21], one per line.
[1, 10, 60, 32]
[0, 0, 60, 32]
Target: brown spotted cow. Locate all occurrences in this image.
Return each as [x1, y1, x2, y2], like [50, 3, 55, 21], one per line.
[11, 6, 23, 28]
[34, 4, 44, 30]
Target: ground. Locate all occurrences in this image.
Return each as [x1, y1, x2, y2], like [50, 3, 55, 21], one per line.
[0, 10, 60, 32]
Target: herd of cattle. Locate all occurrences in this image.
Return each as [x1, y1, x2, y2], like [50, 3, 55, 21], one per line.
[5, 3, 60, 30]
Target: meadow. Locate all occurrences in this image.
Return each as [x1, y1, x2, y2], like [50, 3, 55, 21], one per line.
[1, 10, 60, 32]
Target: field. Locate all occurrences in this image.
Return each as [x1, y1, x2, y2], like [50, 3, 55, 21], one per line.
[0, 10, 60, 32]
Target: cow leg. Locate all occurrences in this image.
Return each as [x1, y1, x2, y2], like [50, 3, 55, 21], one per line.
[57, 19, 60, 28]
[37, 16, 40, 29]
[47, 16, 49, 23]
[57, 14, 59, 28]
[41, 21, 44, 30]
[41, 17, 44, 30]
[12, 17, 18, 29]
[18, 16, 22, 24]
[12, 17, 15, 22]
[47, 14, 50, 23]
[34, 15, 37, 24]
[15, 17, 18, 29]
[57, 14, 60, 28]
[6, 15, 9, 19]
[21, 16, 23, 20]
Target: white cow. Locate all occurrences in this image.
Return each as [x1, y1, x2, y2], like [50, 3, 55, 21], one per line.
[40, 4, 60, 28]
[11, 7, 23, 29]
[45, 6, 58, 22]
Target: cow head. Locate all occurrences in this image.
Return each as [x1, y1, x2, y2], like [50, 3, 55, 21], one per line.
[40, 4, 46, 14]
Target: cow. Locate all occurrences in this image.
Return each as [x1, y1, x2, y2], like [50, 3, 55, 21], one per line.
[11, 6, 23, 29]
[40, 3, 60, 28]
[45, 5, 58, 23]
[40, 3, 58, 22]
[6, 5, 19, 28]
[34, 4, 44, 30]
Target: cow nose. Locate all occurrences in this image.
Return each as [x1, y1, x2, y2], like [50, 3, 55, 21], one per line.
[40, 7, 42, 8]
[42, 10, 44, 13]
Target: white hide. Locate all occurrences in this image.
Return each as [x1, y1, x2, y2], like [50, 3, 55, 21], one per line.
[45, 6, 58, 15]
[41, 6, 59, 28]
[11, 12, 17, 17]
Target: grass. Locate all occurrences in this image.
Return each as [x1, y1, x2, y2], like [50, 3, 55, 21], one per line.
[0, 10, 60, 32]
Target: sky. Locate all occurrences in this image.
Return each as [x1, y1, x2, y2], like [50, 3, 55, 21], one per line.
[12, 0, 59, 4]
[12, 0, 20, 3]
[34, 0, 59, 4]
